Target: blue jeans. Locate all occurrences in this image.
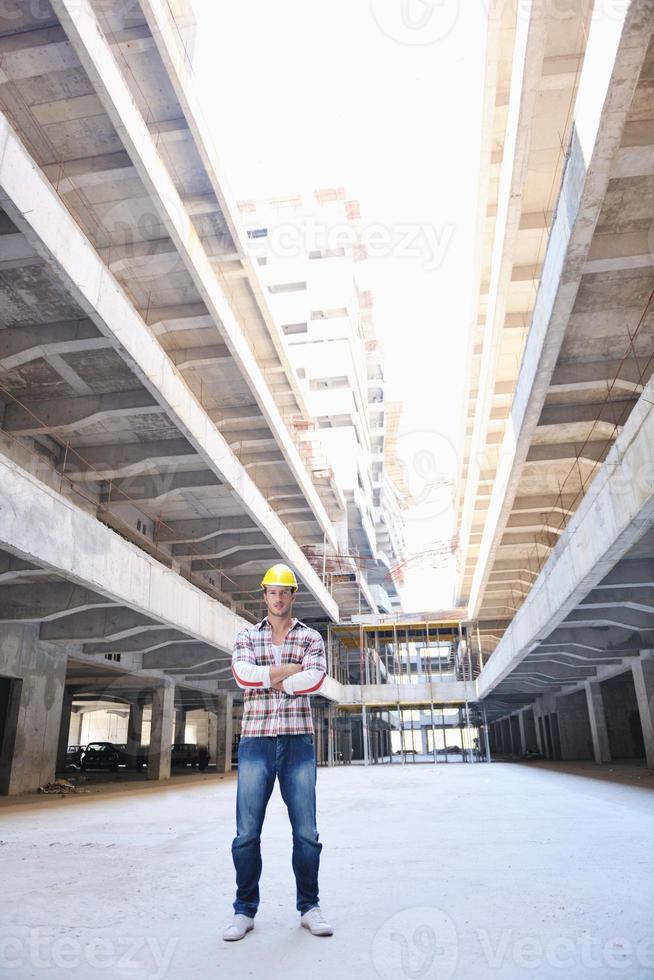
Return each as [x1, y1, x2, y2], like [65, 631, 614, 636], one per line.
[231, 734, 323, 917]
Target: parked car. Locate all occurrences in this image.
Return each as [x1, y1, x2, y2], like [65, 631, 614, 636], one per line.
[171, 743, 208, 770]
[79, 742, 120, 772]
[113, 744, 148, 769]
[65, 745, 84, 769]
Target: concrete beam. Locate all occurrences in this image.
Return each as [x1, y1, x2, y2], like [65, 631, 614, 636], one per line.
[512, 493, 577, 514]
[40, 608, 161, 642]
[526, 442, 608, 463]
[513, 663, 594, 680]
[478, 367, 654, 699]
[0, 583, 115, 622]
[0, 111, 338, 620]
[0, 232, 42, 269]
[467, 3, 653, 619]
[457, 1, 549, 584]
[83, 630, 190, 654]
[0, 553, 49, 584]
[138, 0, 317, 445]
[596, 559, 654, 588]
[42, 151, 136, 193]
[157, 516, 258, 545]
[183, 194, 222, 217]
[98, 236, 177, 272]
[549, 356, 648, 394]
[65, 438, 198, 481]
[538, 630, 651, 654]
[208, 405, 264, 428]
[169, 344, 231, 370]
[191, 548, 275, 572]
[148, 117, 189, 143]
[3, 389, 163, 436]
[102, 470, 221, 505]
[0, 454, 247, 652]
[171, 531, 268, 559]
[143, 647, 230, 670]
[52, 0, 340, 553]
[528, 651, 621, 666]
[579, 586, 654, 611]
[538, 400, 637, 427]
[144, 302, 208, 327]
[0, 26, 79, 84]
[241, 451, 284, 469]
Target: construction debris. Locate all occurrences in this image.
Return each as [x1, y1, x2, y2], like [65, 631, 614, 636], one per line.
[38, 779, 90, 796]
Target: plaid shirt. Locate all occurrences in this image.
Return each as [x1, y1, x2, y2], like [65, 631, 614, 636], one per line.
[232, 617, 326, 736]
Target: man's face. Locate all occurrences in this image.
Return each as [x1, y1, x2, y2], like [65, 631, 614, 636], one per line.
[264, 585, 295, 619]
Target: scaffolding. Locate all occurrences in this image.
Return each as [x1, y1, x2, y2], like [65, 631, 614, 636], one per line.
[311, 619, 491, 766]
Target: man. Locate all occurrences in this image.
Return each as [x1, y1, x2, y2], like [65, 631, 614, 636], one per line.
[223, 563, 333, 941]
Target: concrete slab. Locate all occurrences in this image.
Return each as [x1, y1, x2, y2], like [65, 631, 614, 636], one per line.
[0, 111, 337, 621]
[0, 454, 246, 654]
[0, 764, 652, 979]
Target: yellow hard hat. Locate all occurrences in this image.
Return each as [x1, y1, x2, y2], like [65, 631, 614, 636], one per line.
[260, 563, 298, 591]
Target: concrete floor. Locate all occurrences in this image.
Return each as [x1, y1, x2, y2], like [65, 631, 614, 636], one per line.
[1, 762, 653, 980]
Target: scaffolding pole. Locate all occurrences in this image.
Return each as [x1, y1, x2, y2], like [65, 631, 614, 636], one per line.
[430, 700, 438, 764]
[482, 702, 492, 763]
[464, 698, 474, 763]
[328, 704, 334, 767]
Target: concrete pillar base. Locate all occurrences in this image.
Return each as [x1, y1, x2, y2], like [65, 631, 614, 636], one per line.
[147, 681, 175, 780]
[56, 687, 74, 773]
[632, 657, 654, 769]
[0, 625, 68, 795]
[585, 680, 611, 764]
[126, 700, 145, 770]
[209, 694, 233, 773]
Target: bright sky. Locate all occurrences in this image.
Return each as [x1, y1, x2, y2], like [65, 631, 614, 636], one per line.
[191, 1, 487, 612]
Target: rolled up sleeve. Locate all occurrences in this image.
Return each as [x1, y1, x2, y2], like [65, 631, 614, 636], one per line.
[231, 629, 271, 689]
[281, 632, 326, 696]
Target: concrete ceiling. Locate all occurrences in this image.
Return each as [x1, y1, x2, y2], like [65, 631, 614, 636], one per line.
[456, 2, 654, 660]
[481, 522, 654, 721]
[0, 0, 353, 625]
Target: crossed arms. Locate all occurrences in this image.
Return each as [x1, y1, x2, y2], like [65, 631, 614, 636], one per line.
[231, 630, 326, 696]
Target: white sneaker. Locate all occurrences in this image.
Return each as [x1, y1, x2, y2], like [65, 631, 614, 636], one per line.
[300, 906, 333, 936]
[222, 914, 254, 941]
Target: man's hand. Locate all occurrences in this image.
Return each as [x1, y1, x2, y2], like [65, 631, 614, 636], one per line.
[269, 662, 302, 691]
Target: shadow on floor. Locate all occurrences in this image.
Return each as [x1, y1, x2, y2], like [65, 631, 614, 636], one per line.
[491, 755, 654, 789]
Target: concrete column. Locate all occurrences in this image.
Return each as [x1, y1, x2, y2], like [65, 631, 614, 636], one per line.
[173, 708, 186, 744]
[523, 710, 537, 753]
[0, 625, 68, 795]
[532, 708, 542, 755]
[56, 687, 74, 773]
[69, 710, 82, 746]
[557, 690, 594, 761]
[631, 657, 654, 769]
[147, 681, 175, 781]
[518, 712, 527, 755]
[585, 680, 611, 764]
[209, 694, 234, 773]
[421, 725, 429, 756]
[126, 700, 144, 770]
[507, 718, 515, 756]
